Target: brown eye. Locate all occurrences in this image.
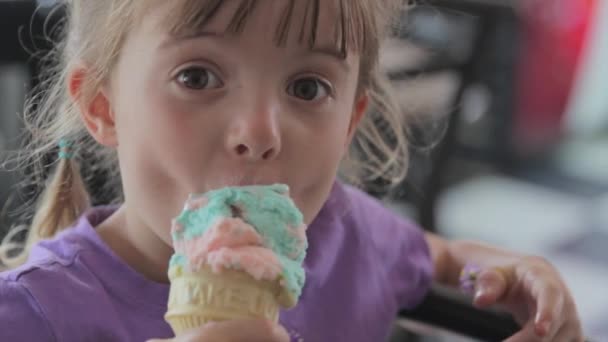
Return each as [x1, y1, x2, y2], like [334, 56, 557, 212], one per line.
[287, 77, 331, 101]
[176, 67, 222, 90]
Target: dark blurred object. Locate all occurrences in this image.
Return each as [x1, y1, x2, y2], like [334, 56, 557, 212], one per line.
[0, 0, 64, 236]
[0, 1, 36, 62]
[398, 284, 596, 342]
[387, 0, 520, 231]
[398, 284, 520, 341]
[391, 0, 598, 232]
[0, 1, 60, 63]
[0, 1, 37, 236]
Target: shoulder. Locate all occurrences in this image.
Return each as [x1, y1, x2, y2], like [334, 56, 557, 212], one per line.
[0, 226, 93, 307]
[0, 250, 103, 339]
[0, 208, 115, 340]
[0, 272, 57, 341]
[319, 181, 429, 263]
[328, 182, 420, 234]
[325, 182, 434, 308]
[0, 253, 105, 340]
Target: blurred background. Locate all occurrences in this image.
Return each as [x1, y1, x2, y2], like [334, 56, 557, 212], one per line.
[1, 0, 607, 341]
[379, 0, 608, 341]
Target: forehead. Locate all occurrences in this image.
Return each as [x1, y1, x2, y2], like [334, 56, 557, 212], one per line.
[140, 0, 356, 58]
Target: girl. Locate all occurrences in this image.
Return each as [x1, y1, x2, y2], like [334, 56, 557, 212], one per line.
[0, 1, 583, 341]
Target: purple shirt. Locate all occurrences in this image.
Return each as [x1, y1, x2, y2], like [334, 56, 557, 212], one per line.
[0, 182, 432, 341]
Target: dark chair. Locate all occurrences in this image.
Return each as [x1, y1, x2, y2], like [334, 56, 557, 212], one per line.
[398, 284, 520, 341]
[0, 0, 39, 236]
[385, 0, 521, 232]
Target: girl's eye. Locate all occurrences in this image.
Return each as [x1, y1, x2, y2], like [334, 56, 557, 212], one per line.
[176, 67, 223, 90]
[287, 77, 331, 101]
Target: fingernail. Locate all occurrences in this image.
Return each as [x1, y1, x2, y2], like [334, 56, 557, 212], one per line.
[475, 285, 493, 299]
[537, 320, 551, 336]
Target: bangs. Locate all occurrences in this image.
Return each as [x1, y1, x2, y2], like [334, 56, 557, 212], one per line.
[145, 0, 381, 60]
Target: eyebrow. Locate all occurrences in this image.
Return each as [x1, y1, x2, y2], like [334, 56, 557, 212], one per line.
[306, 46, 350, 72]
[158, 30, 222, 49]
[159, 31, 351, 71]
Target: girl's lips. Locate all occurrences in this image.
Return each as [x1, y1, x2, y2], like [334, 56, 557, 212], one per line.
[201, 168, 287, 190]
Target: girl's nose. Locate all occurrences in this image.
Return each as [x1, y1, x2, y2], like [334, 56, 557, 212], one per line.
[226, 108, 281, 162]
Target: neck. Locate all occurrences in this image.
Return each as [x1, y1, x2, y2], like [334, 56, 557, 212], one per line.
[97, 205, 173, 284]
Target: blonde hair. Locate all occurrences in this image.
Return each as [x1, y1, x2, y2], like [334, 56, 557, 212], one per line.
[0, 0, 410, 269]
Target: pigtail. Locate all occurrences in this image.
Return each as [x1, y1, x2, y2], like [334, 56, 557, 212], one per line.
[31, 143, 91, 239]
[0, 142, 90, 268]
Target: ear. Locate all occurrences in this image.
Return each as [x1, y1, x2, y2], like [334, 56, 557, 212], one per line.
[68, 67, 118, 147]
[345, 91, 369, 148]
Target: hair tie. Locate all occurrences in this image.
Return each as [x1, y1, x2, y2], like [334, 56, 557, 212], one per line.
[58, 139, 75, 160]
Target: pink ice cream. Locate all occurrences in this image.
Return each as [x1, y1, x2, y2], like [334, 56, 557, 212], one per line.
[172, 217, 283, 281]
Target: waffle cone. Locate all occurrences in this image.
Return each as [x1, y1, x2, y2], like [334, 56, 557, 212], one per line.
[165, 266, 283, 335]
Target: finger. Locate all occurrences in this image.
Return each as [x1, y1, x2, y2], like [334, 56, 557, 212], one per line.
[503, 320, 538, 342]
[522, 266, 566, 339]
[147, 336, 179, 342]
[532, 284, 564, 338]
[195, 319, 289, 342]
[546, 300, 585, 342]
[146, 320, 289, 342]
[550, 320, 584, 342]
[472, 268, 508, 308]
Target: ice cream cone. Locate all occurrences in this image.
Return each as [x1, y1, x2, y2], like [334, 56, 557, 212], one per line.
[165, 184, 307, 336]
[165, 266, 283, 335]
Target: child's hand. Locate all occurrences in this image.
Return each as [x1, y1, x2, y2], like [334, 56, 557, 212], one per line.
[146, 319, 290, 342]
[471, 256, 584, 341]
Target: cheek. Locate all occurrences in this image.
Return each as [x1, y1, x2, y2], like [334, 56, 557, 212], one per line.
[288, 105, 354, 223]
[113, 78, 201, 183]
[287, 113, 348, 170]
[303, 99, 355, 166]
[126, 79, 196, 150]
[322, 104, 356, 158]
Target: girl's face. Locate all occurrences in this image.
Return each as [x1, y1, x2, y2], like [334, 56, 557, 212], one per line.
[100, 1, 367, 244]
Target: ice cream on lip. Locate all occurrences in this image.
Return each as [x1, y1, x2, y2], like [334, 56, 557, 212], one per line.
[169, 183, 308, 307]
